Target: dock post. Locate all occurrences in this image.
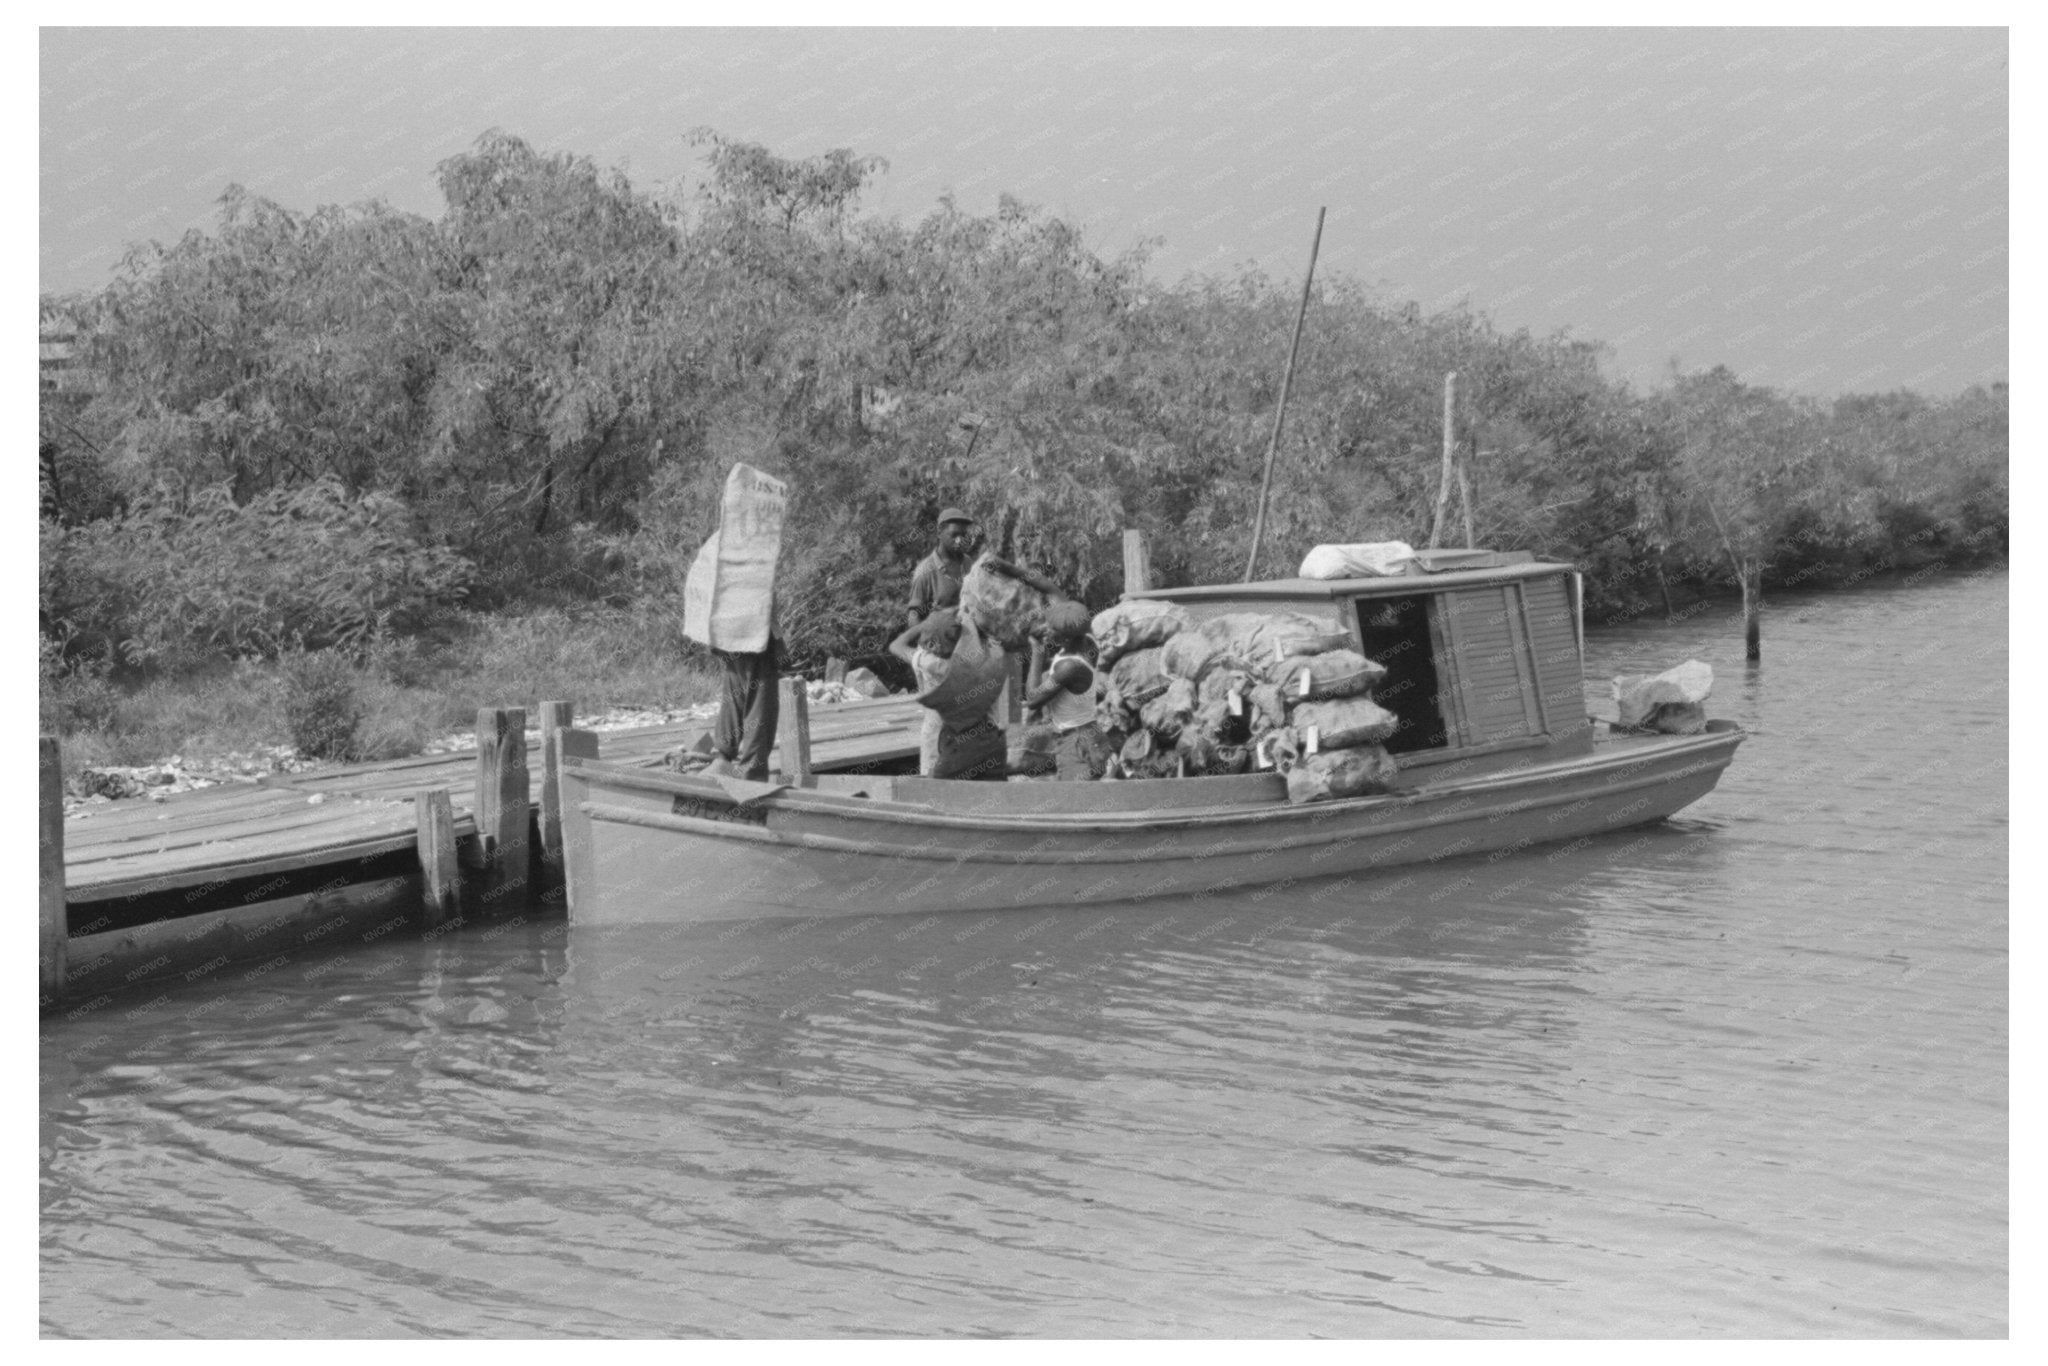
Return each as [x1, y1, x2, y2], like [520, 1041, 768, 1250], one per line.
[537, 700, 573, 886]
[776, 677, 813, 785]
[552, 727, 599, 920]
[824, 657, 847, 685]
[414, 787, 459, 929]
[472, 707, 530, 908]
[39, 737, 66, 1011]
[1123, 528, 1152, 595]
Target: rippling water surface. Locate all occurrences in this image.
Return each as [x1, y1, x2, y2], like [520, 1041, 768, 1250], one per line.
[40, 569, 2007, 1337]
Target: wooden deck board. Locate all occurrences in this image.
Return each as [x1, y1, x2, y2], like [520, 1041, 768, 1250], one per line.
[70, 784, 326, 829]
[65, 785, 307, 846]
[67, 798, 413, 867]
[61, 696, 925, 901]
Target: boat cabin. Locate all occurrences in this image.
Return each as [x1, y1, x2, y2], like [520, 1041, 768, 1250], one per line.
[1128, 549, 1591, 780]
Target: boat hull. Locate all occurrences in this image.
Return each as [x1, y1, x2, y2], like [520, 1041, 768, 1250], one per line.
[559, 724, 1744, 925]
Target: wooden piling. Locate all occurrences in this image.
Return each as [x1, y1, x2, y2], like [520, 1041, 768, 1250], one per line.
[414, 787, 459, 928]
[537, 699, 573, 881]
[552, 727, 600, 919]
[776, 677, 813, 785]
[471, 707, 530, 905]
[40, 736, 67, 1010]
[1123, 528, 1153, 595]
[824, 657, 848, 685]
[1430, 371, 1457, 549]
[1456, 461, 1476, 550]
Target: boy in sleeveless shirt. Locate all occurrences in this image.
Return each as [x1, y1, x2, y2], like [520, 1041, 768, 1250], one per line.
[1025, 601, 1110, 780]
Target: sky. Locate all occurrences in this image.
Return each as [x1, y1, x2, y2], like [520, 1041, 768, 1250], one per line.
[38, 25, 2009, 397]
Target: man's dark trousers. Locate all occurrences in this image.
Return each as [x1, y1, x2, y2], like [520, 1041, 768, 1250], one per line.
[713, 647, 780, 780]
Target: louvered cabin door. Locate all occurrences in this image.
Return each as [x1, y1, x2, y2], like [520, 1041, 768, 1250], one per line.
[1434, 586, 1543, 746]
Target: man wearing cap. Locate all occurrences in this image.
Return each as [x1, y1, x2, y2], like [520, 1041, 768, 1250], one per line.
[907, 509, 977, 774]
[907, 508, 977, 630]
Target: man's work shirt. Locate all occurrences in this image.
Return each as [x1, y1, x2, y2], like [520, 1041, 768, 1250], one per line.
[908, 551, 968, 621]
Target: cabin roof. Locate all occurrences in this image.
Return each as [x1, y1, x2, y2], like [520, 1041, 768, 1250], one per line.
[1131, 558, 1576, 603]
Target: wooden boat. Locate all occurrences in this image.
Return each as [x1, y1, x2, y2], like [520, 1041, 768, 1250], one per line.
[557, 550, 1744, 925]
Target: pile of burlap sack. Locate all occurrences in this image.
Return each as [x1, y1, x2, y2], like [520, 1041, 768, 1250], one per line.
[1091, 599, 1405, 803]
[949, 555, 1407, 802]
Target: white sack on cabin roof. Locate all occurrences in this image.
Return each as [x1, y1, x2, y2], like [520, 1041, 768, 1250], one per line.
[1298, 541, 1416, 579]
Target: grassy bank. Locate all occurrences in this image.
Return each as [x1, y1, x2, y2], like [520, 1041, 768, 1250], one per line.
[41, 604, 725, 784]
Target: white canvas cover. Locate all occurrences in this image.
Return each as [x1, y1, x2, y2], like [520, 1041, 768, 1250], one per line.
[1298, 541, 1416, 579]
[682, 464, 788, 653]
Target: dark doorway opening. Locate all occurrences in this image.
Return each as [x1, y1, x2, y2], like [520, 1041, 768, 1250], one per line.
[1352, 595, 1450, 755]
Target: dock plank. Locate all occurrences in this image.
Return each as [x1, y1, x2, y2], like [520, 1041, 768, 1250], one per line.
[67, 799, 413, 867]
[69, 804, 475, 901]
[65, 787, 325, 849]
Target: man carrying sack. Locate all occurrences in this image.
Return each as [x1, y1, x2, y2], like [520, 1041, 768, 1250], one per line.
[888, 607, 1009, 782]
[683, 464, 788, 781]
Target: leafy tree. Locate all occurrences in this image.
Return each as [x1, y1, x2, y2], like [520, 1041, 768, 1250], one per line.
[1660, 366, 1836, 658]
[83, 187, 443, 503]
[43, 125, 2006, 685]
[424, 131, 685, 585]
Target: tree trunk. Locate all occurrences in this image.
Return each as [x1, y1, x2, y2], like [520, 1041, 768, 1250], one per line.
[1741, 561, 1761, 660]
[533, 462, 555, 536]
[39, 440, 62, 523]
[1654, 549, 1675, 619]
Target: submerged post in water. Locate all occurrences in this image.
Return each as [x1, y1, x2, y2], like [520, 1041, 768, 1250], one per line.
[472, 707, 530, 905]
[537, 699, 574, 883]
[414, 786, 459, 928]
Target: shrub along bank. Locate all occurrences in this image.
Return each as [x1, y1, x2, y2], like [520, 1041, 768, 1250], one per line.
[40, 604, 722, 784]
[38, 129, 2008, 765]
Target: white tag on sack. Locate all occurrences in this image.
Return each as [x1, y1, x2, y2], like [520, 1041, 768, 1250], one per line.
[1296, 667, 1313, 699]
[1305, 725, 1320, 755]
[1228, 688, 1243, 716]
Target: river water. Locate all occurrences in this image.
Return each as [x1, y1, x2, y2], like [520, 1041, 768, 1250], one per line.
[40, 568, 2008, 1338]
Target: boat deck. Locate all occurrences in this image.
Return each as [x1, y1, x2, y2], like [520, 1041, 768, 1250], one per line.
[61, 695, 926, 904]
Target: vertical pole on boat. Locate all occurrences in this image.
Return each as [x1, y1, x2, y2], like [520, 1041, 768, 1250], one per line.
[414, 787, 460, 929]
[1457, 461, 1476, 549]
[552, 727, 600, 920]
[39, 736, 67, 1011]
[1123, 529, 1152, 595]
[1242, 206, 1326, 584]
[472, 707, 530, 908]
[1431, 371, 1457, 550]
[776, 677, 813, 785]
[537, 699, 574, 886]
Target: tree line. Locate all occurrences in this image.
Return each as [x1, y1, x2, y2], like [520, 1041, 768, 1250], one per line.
[39, 129, 2008, 672]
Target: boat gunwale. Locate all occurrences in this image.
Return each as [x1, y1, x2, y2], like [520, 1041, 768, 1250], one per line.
[565, 722, 1744, 838]
[578, 736, 1740, 866]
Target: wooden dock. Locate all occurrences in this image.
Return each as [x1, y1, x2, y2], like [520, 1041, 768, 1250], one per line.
[44, 691, 927, 1009]
[61, 694, 926, 908]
